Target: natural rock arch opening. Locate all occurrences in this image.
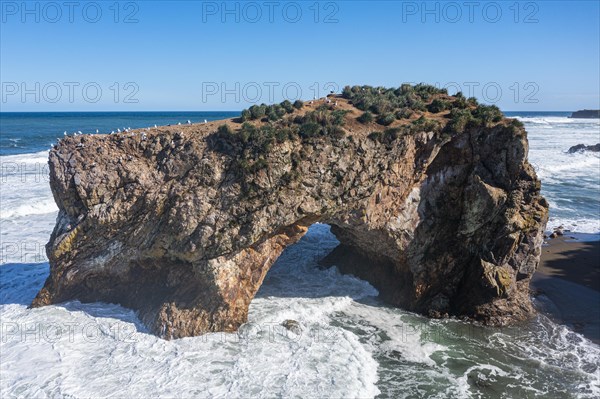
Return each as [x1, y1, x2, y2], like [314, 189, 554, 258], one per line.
[252, 223, 356, 301]
[31, 90, 547, 339]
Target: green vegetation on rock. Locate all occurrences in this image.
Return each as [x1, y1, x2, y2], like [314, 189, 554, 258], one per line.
[220, 84, 511, 185]
[377, 113, 396, 126]
[357, 111, 374, 124]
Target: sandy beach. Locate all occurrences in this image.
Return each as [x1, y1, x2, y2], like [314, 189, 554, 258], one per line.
[532, 234, 600, 343]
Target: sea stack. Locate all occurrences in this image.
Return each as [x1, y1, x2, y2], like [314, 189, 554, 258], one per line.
[32, 84, 549, 339]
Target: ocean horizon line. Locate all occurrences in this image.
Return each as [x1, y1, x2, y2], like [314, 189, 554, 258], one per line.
[0, 110, 242, 114]
[0, 110, 581, 114]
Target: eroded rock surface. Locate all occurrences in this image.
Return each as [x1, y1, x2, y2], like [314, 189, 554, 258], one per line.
[32, 88, 548, 338]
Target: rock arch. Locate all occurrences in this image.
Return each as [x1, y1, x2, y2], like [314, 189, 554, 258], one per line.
[32, 100, 547, 339]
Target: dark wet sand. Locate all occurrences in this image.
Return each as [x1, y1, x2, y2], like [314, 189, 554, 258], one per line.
[537, 235, 600, 291]
[531, 234, 600, 343]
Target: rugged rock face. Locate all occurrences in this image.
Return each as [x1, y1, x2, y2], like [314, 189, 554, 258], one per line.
[32, 87, 548, 338]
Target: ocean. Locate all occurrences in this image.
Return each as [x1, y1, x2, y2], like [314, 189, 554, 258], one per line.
[507, 112, 600, 234]
[1, 111, 599, 398]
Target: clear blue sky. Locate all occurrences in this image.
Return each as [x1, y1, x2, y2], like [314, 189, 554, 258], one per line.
[1, 0, 599, 111]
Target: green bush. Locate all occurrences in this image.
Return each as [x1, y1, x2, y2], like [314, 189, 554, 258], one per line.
[399, 83, 414, 95]
[267, 108, 281, 121]
[331, 110, 349, 125]
[395, 108, 413, 119]
[249, 104, 267, 120]
[238, 122, 256, 143]
[234, 122, 298, 156]
[383, 128, 402, 142]
[293, 100, 304, 109]
[342, 85, 353, 99]
[354, 96, 374, 112]
[302, 108, 326, 126]
[377, 113, 396, 126]
[240, 109, 251, 121]
[367, 131, 382, 141]
[428, 99, 450, 113]
[411, 116, 440, 132]
[446, 108, 473, 134]
[367, 128, 404, 144]
[358, 111, 374, 123]
[414, 83, 446, 101]
[275, 104, 287, 117]
[275, 127, 296, 143]
[299, 122, 321, 138]
[330, 125, 346, 139]
[263, 104, 287, 121]
[452, 96, 469, 109]
[407, 97, 426, 112]
[280, 100, 294, 113]
[472, 104, 503, 127]
[370, 99, 393, 114]
[510, 118, 524, 128]
[217, 124, 233, 136]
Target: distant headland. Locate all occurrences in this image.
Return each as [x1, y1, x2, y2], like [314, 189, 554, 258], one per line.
[570, 109, 600, 118]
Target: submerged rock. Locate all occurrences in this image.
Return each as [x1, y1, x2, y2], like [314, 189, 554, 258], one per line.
[567, 143, 600, 153]
[549, 225, 565, 239]
[32, 86, 548, 338]
[282, 320, 302, 335]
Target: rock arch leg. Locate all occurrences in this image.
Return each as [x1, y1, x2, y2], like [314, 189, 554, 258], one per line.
[33, 223, 309, 339]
